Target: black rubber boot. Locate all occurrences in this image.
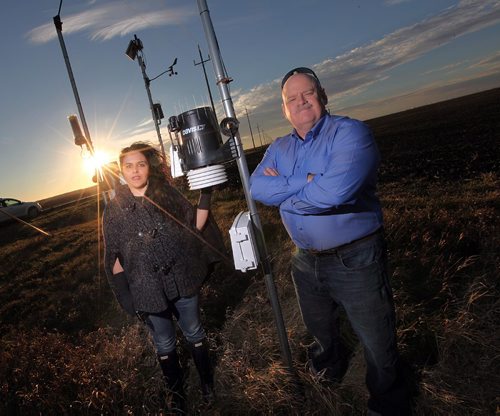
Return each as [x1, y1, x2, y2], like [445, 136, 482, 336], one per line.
[189, 339, 215, 405]
[158, 350, 186, 415]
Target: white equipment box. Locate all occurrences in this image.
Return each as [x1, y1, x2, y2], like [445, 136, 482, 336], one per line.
[169, 145, 184, 178]
[229, 211, 260, 272]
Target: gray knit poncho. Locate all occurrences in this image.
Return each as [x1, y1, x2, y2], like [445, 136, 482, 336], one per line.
[103, 183, 225, 313]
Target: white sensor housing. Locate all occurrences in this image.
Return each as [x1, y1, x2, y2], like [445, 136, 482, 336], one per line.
[229, 211, 260, 272]
[186, 164, 228, 190]
[170, 145, 184, 178]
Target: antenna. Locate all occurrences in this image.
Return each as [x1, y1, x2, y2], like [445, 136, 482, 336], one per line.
[168, 58, 178, 76]
[125, 35, 179, 161]
[194, 45, 217, 123]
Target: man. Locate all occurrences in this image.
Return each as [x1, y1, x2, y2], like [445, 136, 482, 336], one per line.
[250, 67, 410, 415]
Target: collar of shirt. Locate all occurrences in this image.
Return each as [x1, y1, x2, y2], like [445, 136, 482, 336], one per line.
[291, 114, 328, 142]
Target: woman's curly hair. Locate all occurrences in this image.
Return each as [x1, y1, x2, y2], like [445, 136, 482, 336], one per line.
[119, 141, 173, 201]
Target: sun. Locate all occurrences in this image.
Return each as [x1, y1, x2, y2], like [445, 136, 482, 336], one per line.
[82, 149, 112, 177]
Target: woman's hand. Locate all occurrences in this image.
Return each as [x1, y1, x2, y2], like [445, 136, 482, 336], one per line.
[113, 258, 124, 274]
[111, 271, 136, 317]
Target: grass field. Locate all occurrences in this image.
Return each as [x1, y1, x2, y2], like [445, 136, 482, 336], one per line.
[0, 88, 499, 415]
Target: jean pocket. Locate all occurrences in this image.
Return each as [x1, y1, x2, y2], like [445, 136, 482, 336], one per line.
[337, 242, 381, 270]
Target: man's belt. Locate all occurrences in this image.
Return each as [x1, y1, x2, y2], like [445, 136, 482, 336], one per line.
[302, 227, 384, 256]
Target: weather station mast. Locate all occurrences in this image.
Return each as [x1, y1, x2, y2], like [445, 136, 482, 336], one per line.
[53, 0, 108, 204]
[194, 0, 295, 373]
[125, 35, 178, 161]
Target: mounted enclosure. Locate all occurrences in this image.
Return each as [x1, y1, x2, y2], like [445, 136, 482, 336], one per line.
[229, 211, 260, 272]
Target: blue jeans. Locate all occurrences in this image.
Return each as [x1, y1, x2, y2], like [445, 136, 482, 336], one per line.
[144, 295, 206, 356]
[292, 231, 409, 414]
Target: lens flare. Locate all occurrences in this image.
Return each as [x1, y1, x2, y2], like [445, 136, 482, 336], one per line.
[82, 149, 111, 176]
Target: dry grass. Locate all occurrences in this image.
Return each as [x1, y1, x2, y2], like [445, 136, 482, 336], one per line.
[1, 89, 499, 415]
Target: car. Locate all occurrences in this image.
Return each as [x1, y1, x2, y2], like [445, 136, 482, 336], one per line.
[0, 198, 43, 223]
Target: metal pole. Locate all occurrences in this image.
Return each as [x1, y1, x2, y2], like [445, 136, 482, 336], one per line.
[53, 15, 94, 154]
[53, 13, 107, 205]
[245, 107, 256, 149]
[194, 45, 217, 123]
[257, 124, 264, 147]
[136, 54, 167, 161]
[53, 3, 105, 315]
[197, 0, 294, 372]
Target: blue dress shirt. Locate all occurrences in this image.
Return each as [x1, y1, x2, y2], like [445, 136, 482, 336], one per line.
[250, 114, 383, 250]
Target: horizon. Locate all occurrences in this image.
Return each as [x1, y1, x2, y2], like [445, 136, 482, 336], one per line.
[1, 0, 499, 201]
[33, 85, 498, 203]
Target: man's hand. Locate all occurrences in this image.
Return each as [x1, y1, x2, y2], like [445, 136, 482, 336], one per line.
[264, 167, 279, 176]
[264, 167, 315, 183]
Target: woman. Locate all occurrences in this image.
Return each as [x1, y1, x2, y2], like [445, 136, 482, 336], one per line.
[102, 141, 225, 413]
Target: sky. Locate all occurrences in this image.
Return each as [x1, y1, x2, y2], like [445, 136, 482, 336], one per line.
[1, 0, 499, 202]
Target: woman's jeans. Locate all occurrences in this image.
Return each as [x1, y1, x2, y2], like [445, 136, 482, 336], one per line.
[292, 231, 408, 413]
[144, 294, 206, 356]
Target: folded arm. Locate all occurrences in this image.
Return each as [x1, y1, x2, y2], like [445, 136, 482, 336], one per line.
[250, 143, 308, 206]
[280, 122, 379, 214]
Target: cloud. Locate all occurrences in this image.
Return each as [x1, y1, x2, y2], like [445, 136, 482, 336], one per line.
[384, 0, 412, 5]
[422, 61, 468, 75]
[232, 0, 500, 130]
[136, 118, 154, 129]
[26, 2, 195, 44]
[120, 118, 155, 141]
[473, 51, 500, 68]
[338, 70, 500, 121]
[100, 117, 162, 158]
[233, 82, 280, 114]
[317, 0, 500, 97]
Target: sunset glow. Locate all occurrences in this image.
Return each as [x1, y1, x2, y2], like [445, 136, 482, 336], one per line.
[82, 149, 112, 177]
[2, 0, 500, 202]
